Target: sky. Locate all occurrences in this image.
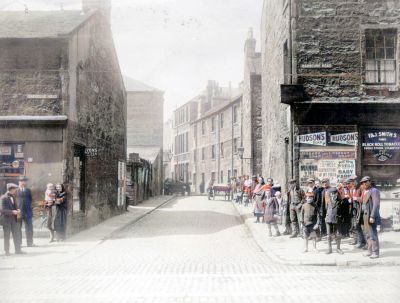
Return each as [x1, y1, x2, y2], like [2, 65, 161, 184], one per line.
[1, 0, 263, 120]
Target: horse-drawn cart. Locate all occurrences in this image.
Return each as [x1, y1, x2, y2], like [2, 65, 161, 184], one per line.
[208, 184, 231, 200]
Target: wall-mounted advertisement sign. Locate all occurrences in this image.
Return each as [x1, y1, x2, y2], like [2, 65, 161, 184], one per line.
[329, 132, 358, 146]
[362, 129, 400, 165]
[296, 132, 326, 146]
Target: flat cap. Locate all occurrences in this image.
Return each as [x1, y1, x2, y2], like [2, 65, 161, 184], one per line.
[321, 178, 330, 183]
[7, 183, 18, 190]
[288, 178, 297, 183]
[306, 178, 315, 183]
[360, 176, 371, 183]
[19, 175, 28, 181]
[345, 177, 356, 184]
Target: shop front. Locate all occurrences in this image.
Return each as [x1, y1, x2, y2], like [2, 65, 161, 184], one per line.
[292, 102, 400, 199]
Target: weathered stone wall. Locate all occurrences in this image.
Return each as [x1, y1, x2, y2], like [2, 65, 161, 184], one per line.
[66, 12, 127, 229]
[296, 0, 400, 98]
[0, 39, 68, 116]
[261, 0, 292, 191]
[250, 74, 263, 175]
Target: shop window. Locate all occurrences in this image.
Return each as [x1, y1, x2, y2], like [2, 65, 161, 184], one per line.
[0, 144, 25, 192]
[365, 29, 397, 84]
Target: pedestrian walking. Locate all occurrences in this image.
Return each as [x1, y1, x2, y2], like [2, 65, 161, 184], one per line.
[1, 183, 25, 256]
[301, 192, 319, 253]
[325, 187, 344, 255]
[360, 176, 380, 259]
[318, 178, 331, 238]
[45, 183, 57, 242]
[16, 176, 36, 247]
[287, 179, 305, 238]
[54, 183, 68, 241]
[263, 189, 280, 237]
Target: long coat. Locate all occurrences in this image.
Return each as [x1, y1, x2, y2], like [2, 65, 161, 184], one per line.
[54, 192, 68, 234]
[0, 193, 18, 226]
[16, 188, 33, 219]
[362, 187, 381, 225]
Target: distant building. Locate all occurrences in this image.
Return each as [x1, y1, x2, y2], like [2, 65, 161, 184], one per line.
[124, 76, 164, 197]
[0, 2, 127, 232]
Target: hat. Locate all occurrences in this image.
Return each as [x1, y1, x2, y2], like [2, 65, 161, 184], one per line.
[306, 178, 315, 183]
[360, 176, 371, 183]
[306, 192, 314, 197]
[321, 178, 330, 183]
[19, 175, 28, 181]
[289, 178, 297, 183]
[345, 177, 356, 184]
[7, 183, 18, 190]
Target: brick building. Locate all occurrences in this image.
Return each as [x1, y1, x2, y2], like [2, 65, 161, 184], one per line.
[261, 0, 400, 194]
[124, 76, 164, 197]
[0, 1, 127, 232]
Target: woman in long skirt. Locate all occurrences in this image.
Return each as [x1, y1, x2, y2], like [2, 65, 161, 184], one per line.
[54, 183, 68, 241]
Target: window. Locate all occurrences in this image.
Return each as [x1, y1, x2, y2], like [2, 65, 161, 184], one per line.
[233, 106, 238, 123]
[193, 149, 197, 162]
[220, 171, 224, 183]
[175, 132, 189, 154]
[283, 40, 291, 84]
[220, 113, 224, 129]
[233, 138, 238, 153]
[365, 29, 397, 84]
[228, 170, 231, 181]
[202, 147, 205, 160]
[220, 142, 224, 158]
[211, 145, 216, 159]
[233, 169, 237, 177]
[211, 116, 216, 132]
[201, 120, 205, 135]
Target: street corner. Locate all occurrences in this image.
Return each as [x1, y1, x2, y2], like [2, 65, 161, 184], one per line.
[232, 200, 400, 267]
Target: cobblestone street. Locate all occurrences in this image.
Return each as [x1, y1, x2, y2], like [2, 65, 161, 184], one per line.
[1, 196, 399, 303]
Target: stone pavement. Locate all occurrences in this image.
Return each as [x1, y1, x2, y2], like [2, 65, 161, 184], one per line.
[0, 195, 175, 270]
[232, 200, 400, 266]
[0, 195, 399, 303]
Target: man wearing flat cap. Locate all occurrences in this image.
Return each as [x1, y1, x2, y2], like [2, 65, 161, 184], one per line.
[325, 187, 345, 254]
[360, 176, 380, 259]
[0, 183, 25, 255]
[16, 176, 35, 247]
[287, 178, 305, 238]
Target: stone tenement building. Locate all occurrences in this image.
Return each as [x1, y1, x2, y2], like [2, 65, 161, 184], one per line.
[0, 1, 127, 232]
[190, 82, 242, 193]
[262, 0, 400, 194]
[124, 76, 164, 197]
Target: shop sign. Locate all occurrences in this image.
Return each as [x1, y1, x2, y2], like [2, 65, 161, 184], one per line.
[14, 153, 24, 159]
[329, 132, 358, 146]
[85, 148, 98, 157]
[300, 150, 356, 160]
[296, 132, 326, 146]
[0, 146, 12, 156]
[362, 130, 400, 165]
[336, 160, 356, 181]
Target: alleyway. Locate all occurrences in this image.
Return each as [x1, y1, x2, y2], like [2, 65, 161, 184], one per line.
[1, 196, 399, 303]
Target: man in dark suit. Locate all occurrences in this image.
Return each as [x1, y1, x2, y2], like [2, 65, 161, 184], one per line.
[1, 183, 25, 256]
[16, 176, 35, 247]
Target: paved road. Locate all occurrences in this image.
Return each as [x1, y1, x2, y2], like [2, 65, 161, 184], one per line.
[1, 196, 399, 303]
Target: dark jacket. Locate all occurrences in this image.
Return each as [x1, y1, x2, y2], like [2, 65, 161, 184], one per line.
[301, 202, 319, 227]
[325, 190, 343, 224]
[0, 193, 18, 226]
[362, 187, 381, 225]
[16, 187, 33, 219]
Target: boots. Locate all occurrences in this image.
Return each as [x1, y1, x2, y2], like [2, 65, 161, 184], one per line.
[273, 224, 281, 237]
[326, 237, 332, 254]
[336, 238, 344, 255]
[303, 238, 308, 253]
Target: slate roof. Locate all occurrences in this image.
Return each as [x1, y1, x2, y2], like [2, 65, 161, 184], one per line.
[0, 11, 94, 39]
[123, 76, 161, 93]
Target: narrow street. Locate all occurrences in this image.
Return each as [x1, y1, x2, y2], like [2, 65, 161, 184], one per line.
[1, 196, 399, 303]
